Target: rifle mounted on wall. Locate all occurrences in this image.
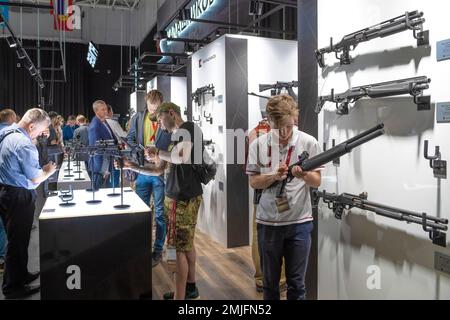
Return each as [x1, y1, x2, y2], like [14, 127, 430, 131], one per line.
[313, 190, 448, 247]
[316, 76, 431, 115]
[316, 11, 429, 68]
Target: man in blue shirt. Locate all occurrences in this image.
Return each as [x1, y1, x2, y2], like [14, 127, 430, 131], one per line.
[0, 108, 16, 273]
[0, 108, 57, 299]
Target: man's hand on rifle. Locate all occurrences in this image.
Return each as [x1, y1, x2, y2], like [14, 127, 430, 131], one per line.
[273, 164, 288, 181]
[291, 166, 308, 179]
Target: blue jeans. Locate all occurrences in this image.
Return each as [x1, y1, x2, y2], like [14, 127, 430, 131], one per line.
[92, 173, 106, 190]
[0, 218, 6, 259]
[257, 222, 313, 300]
[105, 169, 121, 189]
[135, 174, 166, 254]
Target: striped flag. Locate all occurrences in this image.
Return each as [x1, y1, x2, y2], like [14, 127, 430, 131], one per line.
[50, 0, 74, 31]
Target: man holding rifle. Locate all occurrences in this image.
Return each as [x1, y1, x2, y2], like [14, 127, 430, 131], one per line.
[246, 95, 323, 300]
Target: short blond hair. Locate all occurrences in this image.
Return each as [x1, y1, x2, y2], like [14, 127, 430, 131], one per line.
[146, 90, 163, 105]
[266, 95, 299, 127]
[76, 115, 87, 124]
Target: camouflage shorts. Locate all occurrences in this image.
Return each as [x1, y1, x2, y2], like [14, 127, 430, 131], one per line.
[165, 196, 202, 252]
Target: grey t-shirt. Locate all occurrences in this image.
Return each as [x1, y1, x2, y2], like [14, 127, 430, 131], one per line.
[246, 129, 323, 226]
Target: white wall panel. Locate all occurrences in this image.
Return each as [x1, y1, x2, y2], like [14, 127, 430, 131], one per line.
[318, 0, 450, 300]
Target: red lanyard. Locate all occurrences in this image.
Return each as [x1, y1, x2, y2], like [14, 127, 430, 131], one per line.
[149, 121, 158, 142]
[267, 145, 295, 167]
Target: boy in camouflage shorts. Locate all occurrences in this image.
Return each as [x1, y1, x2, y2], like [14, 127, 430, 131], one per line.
[150, 102, 204, 300]
[165, 196, 202, 252]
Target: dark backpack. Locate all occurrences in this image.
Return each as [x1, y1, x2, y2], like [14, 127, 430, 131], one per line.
[193, 147, 217, 185]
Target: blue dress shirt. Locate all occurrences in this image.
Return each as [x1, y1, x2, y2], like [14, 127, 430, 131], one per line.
[0, 124, 43, 189]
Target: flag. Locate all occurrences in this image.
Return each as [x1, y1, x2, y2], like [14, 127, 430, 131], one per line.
[0, 0, 9, 27]
[50, 0, 74, 31]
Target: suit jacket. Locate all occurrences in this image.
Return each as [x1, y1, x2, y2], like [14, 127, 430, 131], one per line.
[88, 116, 113, 173]
[127, 110, 172, 151]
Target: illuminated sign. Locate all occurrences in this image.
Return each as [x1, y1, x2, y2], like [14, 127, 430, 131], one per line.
[87, 42, 99, 68]
[166, 0, 216, 39]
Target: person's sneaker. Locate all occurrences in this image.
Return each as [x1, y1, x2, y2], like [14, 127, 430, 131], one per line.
[163, 286, 200, 300]
[152, 251, 162, 268]
[4, 284, 40, 300]
[25, 271, 40, 285]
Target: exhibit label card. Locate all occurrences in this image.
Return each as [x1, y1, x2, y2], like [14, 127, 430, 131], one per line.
[437, 39, 450, 61]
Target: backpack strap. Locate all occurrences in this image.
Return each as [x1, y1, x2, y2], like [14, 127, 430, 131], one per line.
[0, 129, 21, 146]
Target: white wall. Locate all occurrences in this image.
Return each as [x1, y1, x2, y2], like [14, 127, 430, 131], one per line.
[170, 76, 187, 118]
[317, 0, 450, 299]
[192, 36, 228, 247]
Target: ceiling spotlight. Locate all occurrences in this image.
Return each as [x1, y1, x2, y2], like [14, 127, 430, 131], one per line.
[6, 37, 17, 48]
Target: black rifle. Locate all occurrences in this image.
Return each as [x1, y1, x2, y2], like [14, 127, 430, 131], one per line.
[276, 124, 385, 197]
[259, 81, 299, 102]
[316, 10, 428, 68]
[312, 190, 448, 247]
[72, 139, 145, 168]
[192, 84, 215, 106]
[316, 76, 431, 115]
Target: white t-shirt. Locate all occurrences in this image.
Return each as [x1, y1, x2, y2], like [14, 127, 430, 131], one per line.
[246, 128, 323, 226]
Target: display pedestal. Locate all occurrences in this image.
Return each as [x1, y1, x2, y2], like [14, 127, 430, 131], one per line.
[39, 188, 151, 300]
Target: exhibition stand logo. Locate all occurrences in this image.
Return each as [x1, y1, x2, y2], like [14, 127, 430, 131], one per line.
[199, 54, 216, 68]
[166, 0, 216, 39]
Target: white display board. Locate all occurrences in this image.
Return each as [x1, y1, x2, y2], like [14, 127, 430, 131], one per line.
[317, 0, 450, 299]
[171, 76, 188, 118]
[40, 188, 150, 220]
[57, 161, 91, 190]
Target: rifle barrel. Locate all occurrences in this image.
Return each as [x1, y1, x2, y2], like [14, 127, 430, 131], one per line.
[300, 124, 384, 172]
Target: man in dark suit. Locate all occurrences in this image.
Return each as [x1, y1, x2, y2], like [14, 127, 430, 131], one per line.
[88, 100, 113, 190]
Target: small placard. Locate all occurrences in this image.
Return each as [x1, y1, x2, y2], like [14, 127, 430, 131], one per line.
[435, 252, 450, 276]
[42, 209, 56, 213]
[437, 102, 450, 123]
[217, 95, 224, 103]
[437, 39, 450, 61]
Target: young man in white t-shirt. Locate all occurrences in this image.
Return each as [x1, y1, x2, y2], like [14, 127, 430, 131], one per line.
[246, 95, 323, 300]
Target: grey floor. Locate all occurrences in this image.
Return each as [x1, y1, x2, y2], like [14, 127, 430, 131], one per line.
[0, 185, 45, 300]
